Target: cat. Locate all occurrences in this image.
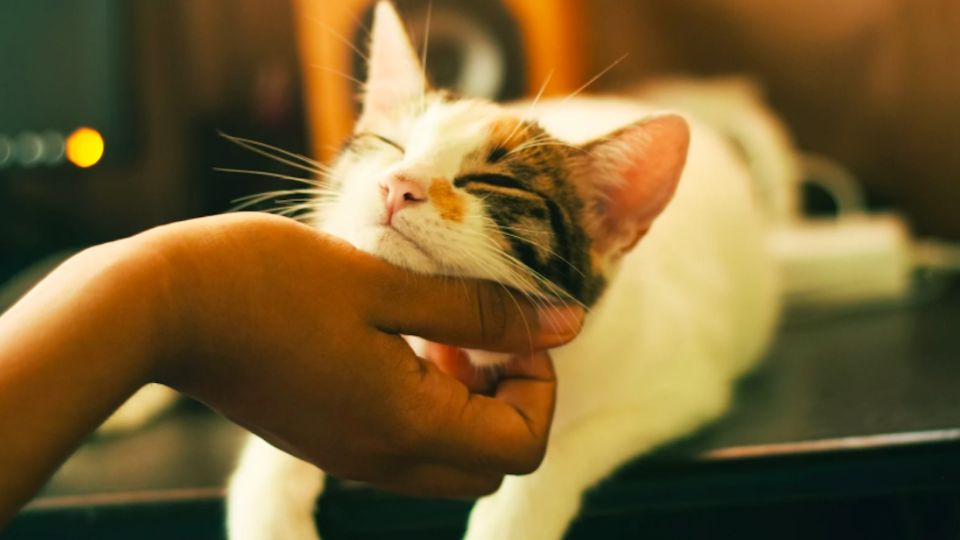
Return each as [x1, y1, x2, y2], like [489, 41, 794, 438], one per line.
[226, 2, 780, 539]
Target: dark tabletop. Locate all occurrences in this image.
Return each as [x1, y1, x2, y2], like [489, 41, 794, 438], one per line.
[6, 281, 960, 539]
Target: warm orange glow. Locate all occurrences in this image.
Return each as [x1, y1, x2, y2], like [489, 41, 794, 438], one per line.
[66, 127, 104, 168]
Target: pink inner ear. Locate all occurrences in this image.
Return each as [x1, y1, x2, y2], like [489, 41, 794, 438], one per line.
[585, 114, 690, 254]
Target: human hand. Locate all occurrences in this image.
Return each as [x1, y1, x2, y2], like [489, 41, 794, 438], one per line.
[136, 213, 583, 496]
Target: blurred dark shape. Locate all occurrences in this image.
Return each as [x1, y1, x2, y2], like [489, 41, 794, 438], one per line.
[4, 0, 958, 284]
[0, 0, 308, 284]
[0, 1, 137, 167]
[298, 0, 586, 161]
[352, 0, 527, 103]
[589, 0, 960, 240]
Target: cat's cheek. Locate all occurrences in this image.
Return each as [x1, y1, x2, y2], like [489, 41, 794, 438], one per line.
[376, 230, 438, 273]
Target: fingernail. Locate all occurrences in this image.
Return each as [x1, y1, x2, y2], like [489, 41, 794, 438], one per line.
[536, 304, 584, 342]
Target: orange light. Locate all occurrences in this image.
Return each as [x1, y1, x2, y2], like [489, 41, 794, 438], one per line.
[66, 127, 104, 168]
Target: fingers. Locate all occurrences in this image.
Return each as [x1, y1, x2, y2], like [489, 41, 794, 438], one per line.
[400, 350, 557, 476]
[367, 263, 584, 352]
[424, 343, 495, 394]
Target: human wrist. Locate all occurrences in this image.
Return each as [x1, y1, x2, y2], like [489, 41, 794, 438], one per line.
[104, 230, 193, 388]
[72, 238, 178, 388]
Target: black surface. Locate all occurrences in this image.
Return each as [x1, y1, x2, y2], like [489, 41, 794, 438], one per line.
[5, 283, 960, 539]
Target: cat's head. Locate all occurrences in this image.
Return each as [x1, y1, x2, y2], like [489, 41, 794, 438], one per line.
[319, 1, 689, 307]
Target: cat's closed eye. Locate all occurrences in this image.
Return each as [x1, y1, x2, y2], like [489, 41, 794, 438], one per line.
[454, 173, 535, 195]
[355, 132, 404, 153]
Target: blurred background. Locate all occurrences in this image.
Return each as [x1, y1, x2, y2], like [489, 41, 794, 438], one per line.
[2, 1, 960, 538]
[2, 0, 959, 288]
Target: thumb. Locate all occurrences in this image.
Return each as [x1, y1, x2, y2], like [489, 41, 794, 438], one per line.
[367, 265, 583, 353]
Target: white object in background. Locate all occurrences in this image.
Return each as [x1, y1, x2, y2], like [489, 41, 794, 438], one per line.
[769, 215, 913, 308]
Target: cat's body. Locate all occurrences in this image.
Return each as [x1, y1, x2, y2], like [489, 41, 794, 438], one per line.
[227, 100, 778, 540]
[227, 3, 779, 539]
[458, 99, 777, 539]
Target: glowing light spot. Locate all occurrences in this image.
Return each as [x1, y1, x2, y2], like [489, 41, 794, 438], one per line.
[66, 127, 104, 168]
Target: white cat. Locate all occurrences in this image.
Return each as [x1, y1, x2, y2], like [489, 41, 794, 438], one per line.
[226, 3, 780, 539]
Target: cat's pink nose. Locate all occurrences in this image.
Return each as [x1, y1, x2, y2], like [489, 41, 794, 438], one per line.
[380, 174, 427, 223]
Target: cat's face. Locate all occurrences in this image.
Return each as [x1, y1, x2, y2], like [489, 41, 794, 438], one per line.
[317, 2, 690, 307]
[323, 93, 603, 304]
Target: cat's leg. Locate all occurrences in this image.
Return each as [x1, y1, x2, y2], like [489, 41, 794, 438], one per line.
[463, 387, 731, 540]
[227, 435, 325, 540]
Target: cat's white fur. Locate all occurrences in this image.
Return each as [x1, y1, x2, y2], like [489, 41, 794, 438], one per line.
[227, 97, 778, 540]
[461, 100, 778, 540]
[227, 3, 780, 539]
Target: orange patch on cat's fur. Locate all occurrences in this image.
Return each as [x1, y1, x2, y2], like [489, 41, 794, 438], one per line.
[429, 179, 465, 222]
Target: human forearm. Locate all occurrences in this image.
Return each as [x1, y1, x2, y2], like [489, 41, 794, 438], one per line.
[0, 240, 166, 525]
[0, 213, 580, 526]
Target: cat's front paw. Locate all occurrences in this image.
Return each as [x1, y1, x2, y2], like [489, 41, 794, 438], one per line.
[227, 511, 321, 540]
[463, 473, 579, 540]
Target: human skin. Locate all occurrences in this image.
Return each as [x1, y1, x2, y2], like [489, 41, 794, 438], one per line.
[0, 212, 583, 527]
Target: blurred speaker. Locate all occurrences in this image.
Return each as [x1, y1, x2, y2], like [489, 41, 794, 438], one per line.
[293, 0, 586, 161]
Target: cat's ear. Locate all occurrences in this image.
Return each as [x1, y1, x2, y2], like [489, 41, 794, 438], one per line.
[358, 2, 426, 129]
[574, 114, 690, 256]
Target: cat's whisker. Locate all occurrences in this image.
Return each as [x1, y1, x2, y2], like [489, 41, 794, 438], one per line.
[231, 192, 305, 212]
[310, 64, 367, 88]
[304, 13, 370, 63]
[495, 250, 585, 309]
[481, 255, 584, 337]
[458, 226, 586, 311]
[219, 132, 330, 177]
[560, 52, 629, 105]
[215, 168, 333, 189]
[445, 235, 541, 297]
[419, 0, 432, 114]
[477, 215, 589, 280]
[503, 70, 554, 146]
[276, 204, 319, 217]
[487, 226, 589, 282]
[507, 132, 551, 154]
[510, 133, 550, 154]
[493, 281, 534, 352]
[230, 188, 335, 213]
[290, 210, 325, 226]
[507, 133, 566, 155]
[443, 244, 537, 350]
[258, 204, 312, 217]
[235, 187, 328, 198]
[219, 132, 330, 172]
[509, 139, 589, 157]
[232, 188, 332, 203]
[525, 70, 554, 119]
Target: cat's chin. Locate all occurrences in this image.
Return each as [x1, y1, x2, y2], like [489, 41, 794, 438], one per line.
[370, 226, 441, 274]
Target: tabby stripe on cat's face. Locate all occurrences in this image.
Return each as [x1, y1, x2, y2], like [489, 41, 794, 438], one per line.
[456, 172, 586, 302]
[454, 174, 571, 250]
[453, 174, 533, 193]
